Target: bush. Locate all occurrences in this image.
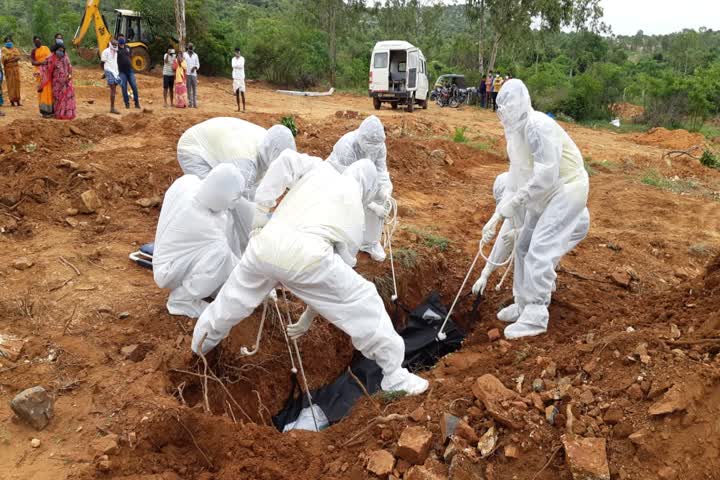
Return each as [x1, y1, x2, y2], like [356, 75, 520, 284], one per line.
[453, 127, 468, 143]
[700, 150, 719, 169]
[281, 116, 298, 137]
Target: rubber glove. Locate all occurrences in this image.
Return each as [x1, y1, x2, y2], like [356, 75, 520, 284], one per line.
[498, 195, 521, 220]
[481, 212, 502, 245]
[252, 206, 271, 229]
[501, 228, 516, 252]
[368, 201, 387, 218]
[287, 306, 316, 340]
[472, 264, 492, 295]
[379, 185, 393, 202]
[267, 289, 278, 302]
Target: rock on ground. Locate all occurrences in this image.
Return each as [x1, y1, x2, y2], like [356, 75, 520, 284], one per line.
[366, 449, 395, 478]
[0, 333, 25, 361]
[405, 465, 447, 480]
[91, 434, 120, 456]
[448, 453, 485, 480]
[471, 374, 523, 428]
[561, 435, 610, 480]
[81, 190, 102, 213]
[396, 426, 433, 465]
[12, 257, 34, 270]
[10, 386, 55, 431]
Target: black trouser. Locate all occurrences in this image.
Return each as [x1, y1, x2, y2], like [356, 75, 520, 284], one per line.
[492, 92, 499, 111]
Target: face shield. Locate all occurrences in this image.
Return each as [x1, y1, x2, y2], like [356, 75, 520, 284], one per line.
[496, 79, 532, 132]
[343, 159, 379, 206]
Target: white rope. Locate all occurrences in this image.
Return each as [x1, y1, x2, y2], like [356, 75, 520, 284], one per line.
[239, 301, 268, 356]
[382, 197, 399, 302]
[436, 249, 482, 341]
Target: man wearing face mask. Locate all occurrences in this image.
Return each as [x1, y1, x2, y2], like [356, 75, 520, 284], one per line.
[183, 43, 200, 108]
[100, 39, 122, 114]
[477, 79, 590, 339]
[153, 164, 248, 318]
[117, 35, 140, 109]
[162, 46, 176, 107]
[327, 115, 391, 262]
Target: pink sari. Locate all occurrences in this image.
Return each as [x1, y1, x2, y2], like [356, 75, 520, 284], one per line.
[43, 53, 76, 120]
[173, 58, 188, 108]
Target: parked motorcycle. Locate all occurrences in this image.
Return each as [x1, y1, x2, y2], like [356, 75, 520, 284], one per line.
[435, 85, 467, 108]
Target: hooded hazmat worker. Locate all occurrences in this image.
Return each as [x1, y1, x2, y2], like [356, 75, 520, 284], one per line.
[472, 172, 590, 297]
[176, 117, 296, 254]
[327, 115, 391, 262]
[191, 152, 429, 395]
[153, 164, 248, 318]
[476, 79, 590, 339]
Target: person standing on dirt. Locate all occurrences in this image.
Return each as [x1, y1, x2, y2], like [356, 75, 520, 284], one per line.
[2, 36, 22, 107]
[232, 48, 246, 112]
[478, 74, 487, 108]
[492, 74, 504, 112]
[476, 79, 589, 339]
[31, 36, 53, 118]
[100, 39, 121, 115]
[473, 171, 590, 296]
[162, 47, 175, 107]
[153, 164, 247, 318]
[327, 115, 391, 263]
[176, 118, 296, 254]
[485, 70, 494, 110]
[184, 43, 200, 108]
[117, 35, 141, 109]
[192, 155, 430, 396]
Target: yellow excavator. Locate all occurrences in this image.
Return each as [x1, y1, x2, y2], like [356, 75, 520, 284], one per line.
[72, 0, 154, 72]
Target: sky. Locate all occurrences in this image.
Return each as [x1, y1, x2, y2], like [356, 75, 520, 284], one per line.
[598, 0, 719, 35]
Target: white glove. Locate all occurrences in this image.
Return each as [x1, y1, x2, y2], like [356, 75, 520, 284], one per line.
[481, 213, 502, 245]
[368, 202, 387, 218]
[266, 289, 278, 302]
[252, 207, 271, 229]
[501, 228, 516, 252]
[472, 265, 492, 295]
[287, 307, 316, 340]
[498, 196, 520, 219]
[378, 185, 392, 202]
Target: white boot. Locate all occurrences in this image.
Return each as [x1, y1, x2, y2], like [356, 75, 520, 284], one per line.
[380, 368, 429, 395]
[504, 304, 548, 339]
[497, 303, 523, 323]
[361, 241, 387, 262]
[167, 286, 210, 318]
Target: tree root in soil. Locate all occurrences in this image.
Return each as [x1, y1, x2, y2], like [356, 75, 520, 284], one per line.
[342, 414, 408, 447]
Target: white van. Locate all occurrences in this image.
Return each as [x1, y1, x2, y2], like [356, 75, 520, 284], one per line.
[369, 41, 430, 112]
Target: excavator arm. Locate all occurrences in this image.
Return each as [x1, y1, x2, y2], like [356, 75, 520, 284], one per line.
[73, 0, 113, 60]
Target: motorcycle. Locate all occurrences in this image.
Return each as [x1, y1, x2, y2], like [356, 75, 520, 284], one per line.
[435, 85, 467, 108]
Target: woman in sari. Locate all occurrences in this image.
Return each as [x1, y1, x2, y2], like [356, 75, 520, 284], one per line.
[31, 36, 53, 117]
[43, 46, 76, 120]
[1, 36, 22, 106]
[173, 50, 188, 108]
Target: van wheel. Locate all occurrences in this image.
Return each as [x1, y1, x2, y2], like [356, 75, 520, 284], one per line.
[373, 97, 381, 110]
[406, 95, 415, 113]
[391, 102, 398, 110]
[422, 94, 429, 109]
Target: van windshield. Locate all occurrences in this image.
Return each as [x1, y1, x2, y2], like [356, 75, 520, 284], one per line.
[373, 52, 388, 69]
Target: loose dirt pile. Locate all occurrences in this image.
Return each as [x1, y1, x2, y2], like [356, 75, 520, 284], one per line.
[611, 103, 645, 121]
[632, 127, 706, 150]
[2, 66, 720, 480]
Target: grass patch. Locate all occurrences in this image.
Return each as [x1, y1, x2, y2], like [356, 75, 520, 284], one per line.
[699, 124, 720, 140]
[584, 159, 596, 177]
[394, 248, 419, 269]
[452, 126, 468, 143]
[406, 226, 450, 251]
[468, 141, 490, 151]
[641, 170, 699, 193]
[281, 115, 298, 137]
[379, 390, 407, 403]
[373, 274, 395, 300]
[700, 149, 719, 169]
[688, 244, 715, 258]
[79, 141, 94, 151]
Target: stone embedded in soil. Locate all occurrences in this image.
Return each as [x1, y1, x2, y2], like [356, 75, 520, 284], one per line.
[670, 324, 682, 340]
[12, 257, 34, 270]
[0, 333, 25, 361]
[610, 270, 632, 288]
[440, 413, 460, 442]
[448, 453, 485, 480]
[487, 328, 501, 342]
[31, 438, 41, 448]
[396, 426, 433, 465]
[658, 466, 678, 480]
[562, 435, 610, 480]
[477, 426, 497, 458]
[120, 344, 145, 362]
[69, 125, 87, 136]
[626, 384, 644, 401]
[91, 434, 119, 456]
[136, 197, 162, 208]
[603, 407, 624, 425]
[410, 406, 426, 422]
[532, 378, 545, 392]
[366, 449, 395, 478]
[471, 374, 523, 429]
[81, 190, 102, 213]
[405, 465, 446, 480]
[65, 217, 79, 228]
[504, 444, 520, 459]
[430, 149, 446, 161]
[578, 389, 595, 405]
[648, 383, 701, 416]
[613, 422, 634, 438]
[454, 420, 478, 444]
[546, 405, 559, 425]
[628, 428, 649, 446]
[10, 386, 54, 431]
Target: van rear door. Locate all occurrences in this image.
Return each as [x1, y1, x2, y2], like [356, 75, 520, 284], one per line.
[370, 50, 389, 92]
[407, 48, 419, 93]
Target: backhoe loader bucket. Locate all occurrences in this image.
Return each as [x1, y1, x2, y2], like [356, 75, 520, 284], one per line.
[77, 47, 99, 62]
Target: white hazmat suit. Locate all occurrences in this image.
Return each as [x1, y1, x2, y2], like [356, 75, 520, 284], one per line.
[192, 154, 429, 395]
[327, 115, 391, 262]
[177, 117, 296, 254]
[480, 79, 590, 339]
[153, 164, 247, 318]
[473, 172, 590, 298]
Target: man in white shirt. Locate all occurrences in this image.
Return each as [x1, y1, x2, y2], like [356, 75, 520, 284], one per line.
[100, 38, 122, 114]
[231, 48, 246, 112]
[184, 43, 200, 108]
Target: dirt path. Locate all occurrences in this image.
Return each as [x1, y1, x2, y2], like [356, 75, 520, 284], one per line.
[1, 65, 720, 480]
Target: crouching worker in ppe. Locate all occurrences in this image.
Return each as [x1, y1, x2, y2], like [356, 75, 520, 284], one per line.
[192, 155, 429, 395]
[476, 79, 590, 340]
[327, 115, 392, 263]
[472, 172, 590, 300]
[177, 117, 296, 254]
[153, 164, 248, 318]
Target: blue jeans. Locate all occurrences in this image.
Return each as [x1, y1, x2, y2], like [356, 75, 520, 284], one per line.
[120, 70, 140, 107]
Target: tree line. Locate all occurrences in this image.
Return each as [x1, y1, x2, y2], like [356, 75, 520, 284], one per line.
[1, 0, 718, 130]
